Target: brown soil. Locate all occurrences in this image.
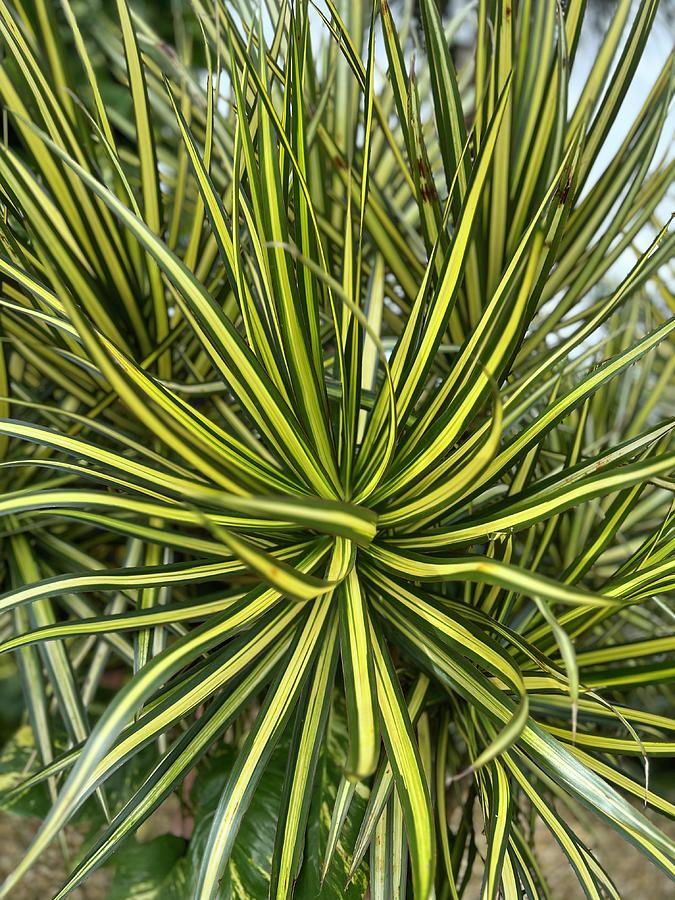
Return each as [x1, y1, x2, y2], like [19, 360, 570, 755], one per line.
[463, 806, 675, 899]
[0, 816, 110, 900]
[1, 805, 672, 898]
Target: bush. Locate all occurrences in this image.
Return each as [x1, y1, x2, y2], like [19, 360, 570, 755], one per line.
[0, 0, 673, 897]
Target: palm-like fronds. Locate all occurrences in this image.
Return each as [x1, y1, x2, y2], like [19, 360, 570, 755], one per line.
[0, 0, 673, 897]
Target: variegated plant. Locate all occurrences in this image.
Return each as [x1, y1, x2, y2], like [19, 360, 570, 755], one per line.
[0, 0, 673, 897]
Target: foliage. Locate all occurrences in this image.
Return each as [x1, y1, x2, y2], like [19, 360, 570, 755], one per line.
[0, 0, 673, 897]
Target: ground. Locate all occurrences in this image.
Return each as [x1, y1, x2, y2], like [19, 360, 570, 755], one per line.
[1, 804, 673, 899]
